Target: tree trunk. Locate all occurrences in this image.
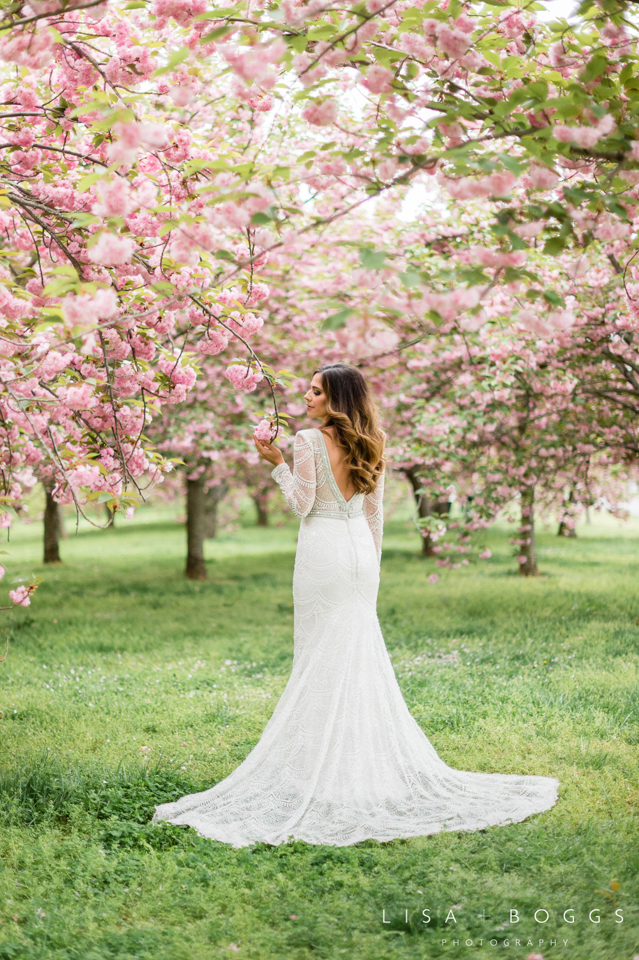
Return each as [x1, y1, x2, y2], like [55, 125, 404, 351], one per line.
[405, 466, 451, 556]
[557, 520, 577, 538]
[518, 485, 538, 576]
[43, 486, 62, 564]
[252, 491, 269, 527]
[186, 475, 207, 579]
[204, 482, 228, 539]
[557, 489, 577, 537]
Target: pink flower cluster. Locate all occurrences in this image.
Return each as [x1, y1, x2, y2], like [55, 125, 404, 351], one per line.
[87, 234, 136, 266]
[9, 585, 32, 607]
[254, 419, 274, 441]
[518, 309, 576, 337]
[224, 364, 264, 392]
[301, 100, 338, 127]
[62, 288, 118, 328]
[195, 328, 229, 356]
[443, 171, 517, 200]
[553, 114, 616, 149]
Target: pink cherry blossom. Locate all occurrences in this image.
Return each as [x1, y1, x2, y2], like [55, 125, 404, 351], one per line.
[195, 329, 229, 356]
[87, 234, 136, 266]
[224, 364, 264, 392]
[9, 585, 31, 607]
[301, 100, 338, 127]
[254, 419, 274, 441]
[363, 65, 393, 94]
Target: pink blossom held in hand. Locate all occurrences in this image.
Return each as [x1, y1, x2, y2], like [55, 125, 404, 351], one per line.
[9, 585, 31, 607]
[88, 233, 136, 266]
[254, 419, 274, 441]
[224, 364, 264, 392]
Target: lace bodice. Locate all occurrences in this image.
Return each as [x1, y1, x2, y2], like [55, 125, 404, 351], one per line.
[271, 428, 385, 564]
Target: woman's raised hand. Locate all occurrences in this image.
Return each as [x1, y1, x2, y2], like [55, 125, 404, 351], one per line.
[253, 435, 284, 467]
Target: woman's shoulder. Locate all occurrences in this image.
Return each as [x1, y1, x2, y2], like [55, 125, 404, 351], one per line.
[295, 427, 319, 443]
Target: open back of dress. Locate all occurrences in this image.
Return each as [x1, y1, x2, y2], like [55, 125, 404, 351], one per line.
[154, 428, 558, 846]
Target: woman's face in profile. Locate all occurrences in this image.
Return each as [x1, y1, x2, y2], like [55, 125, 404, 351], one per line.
[304, 373, 328, 421]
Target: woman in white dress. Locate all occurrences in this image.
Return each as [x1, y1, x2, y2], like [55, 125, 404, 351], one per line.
[154, 363, 558, 846]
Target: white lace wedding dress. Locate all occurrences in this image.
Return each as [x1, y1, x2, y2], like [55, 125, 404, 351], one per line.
[154, 427, 558, 846]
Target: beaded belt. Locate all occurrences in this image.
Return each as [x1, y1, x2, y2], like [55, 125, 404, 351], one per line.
[307, 504, 364, 520]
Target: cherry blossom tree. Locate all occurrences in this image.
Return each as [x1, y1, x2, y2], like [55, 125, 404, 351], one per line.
[3, 0, 639, 575]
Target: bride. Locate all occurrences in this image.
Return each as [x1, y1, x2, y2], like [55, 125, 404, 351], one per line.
[154, 362, 558, 846]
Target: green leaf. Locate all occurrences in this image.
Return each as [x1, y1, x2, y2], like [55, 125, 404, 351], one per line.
[200, 25, 234, 43]
[287, 35, 307, 53]
[306, 24, 335, 40]
[321, 307, 354, 331]
[194, 8, 241, 18]
[152, 47, 191, 78]
[580, 55, 607, 83]
[543, 237, 565, 256]
[42, 278, 77, 298]
[359, 248, 387, 270]
[542, 289, 565, 307]
[399, 270, 422, 288]
[157, 220, 179, 237]
[250, 212, 271, 225]
[90, 108, 135, 132]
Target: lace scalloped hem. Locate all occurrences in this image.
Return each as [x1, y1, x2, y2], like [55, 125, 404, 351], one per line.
[152, 777, 559, 849]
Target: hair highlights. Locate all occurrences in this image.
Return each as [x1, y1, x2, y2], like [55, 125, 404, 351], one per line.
[315, 363, 386, 494]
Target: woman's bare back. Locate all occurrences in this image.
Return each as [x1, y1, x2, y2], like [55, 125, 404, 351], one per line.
[320, 426, 356, 502]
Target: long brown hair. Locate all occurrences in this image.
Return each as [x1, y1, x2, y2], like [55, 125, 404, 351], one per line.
[315, 363, 386, 494]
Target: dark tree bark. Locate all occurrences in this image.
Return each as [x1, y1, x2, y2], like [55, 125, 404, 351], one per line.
[518, 485, 538, 576]
[43, 486, 62, 564]
[203, 481, 228, 539]
[186, 475, 207, 579]
[557, 489, 577, 537]
[251, 484, 270, 527]
[557, 520, 577, 538]
[405, 466, 451, 556]
[253, 497, 269, 527]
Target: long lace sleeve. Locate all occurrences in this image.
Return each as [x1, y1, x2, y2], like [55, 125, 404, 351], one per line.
[271, 431, 316, 519]
[364, 469, 385, 565]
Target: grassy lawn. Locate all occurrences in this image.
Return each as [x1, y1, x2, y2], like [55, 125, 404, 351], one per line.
[0, 500, 638, 960]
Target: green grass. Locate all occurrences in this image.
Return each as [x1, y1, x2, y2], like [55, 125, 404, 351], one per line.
[0, 503, 638, 960]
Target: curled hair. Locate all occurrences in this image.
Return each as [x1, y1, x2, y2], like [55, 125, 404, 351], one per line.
[315, 363, 386, 495]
